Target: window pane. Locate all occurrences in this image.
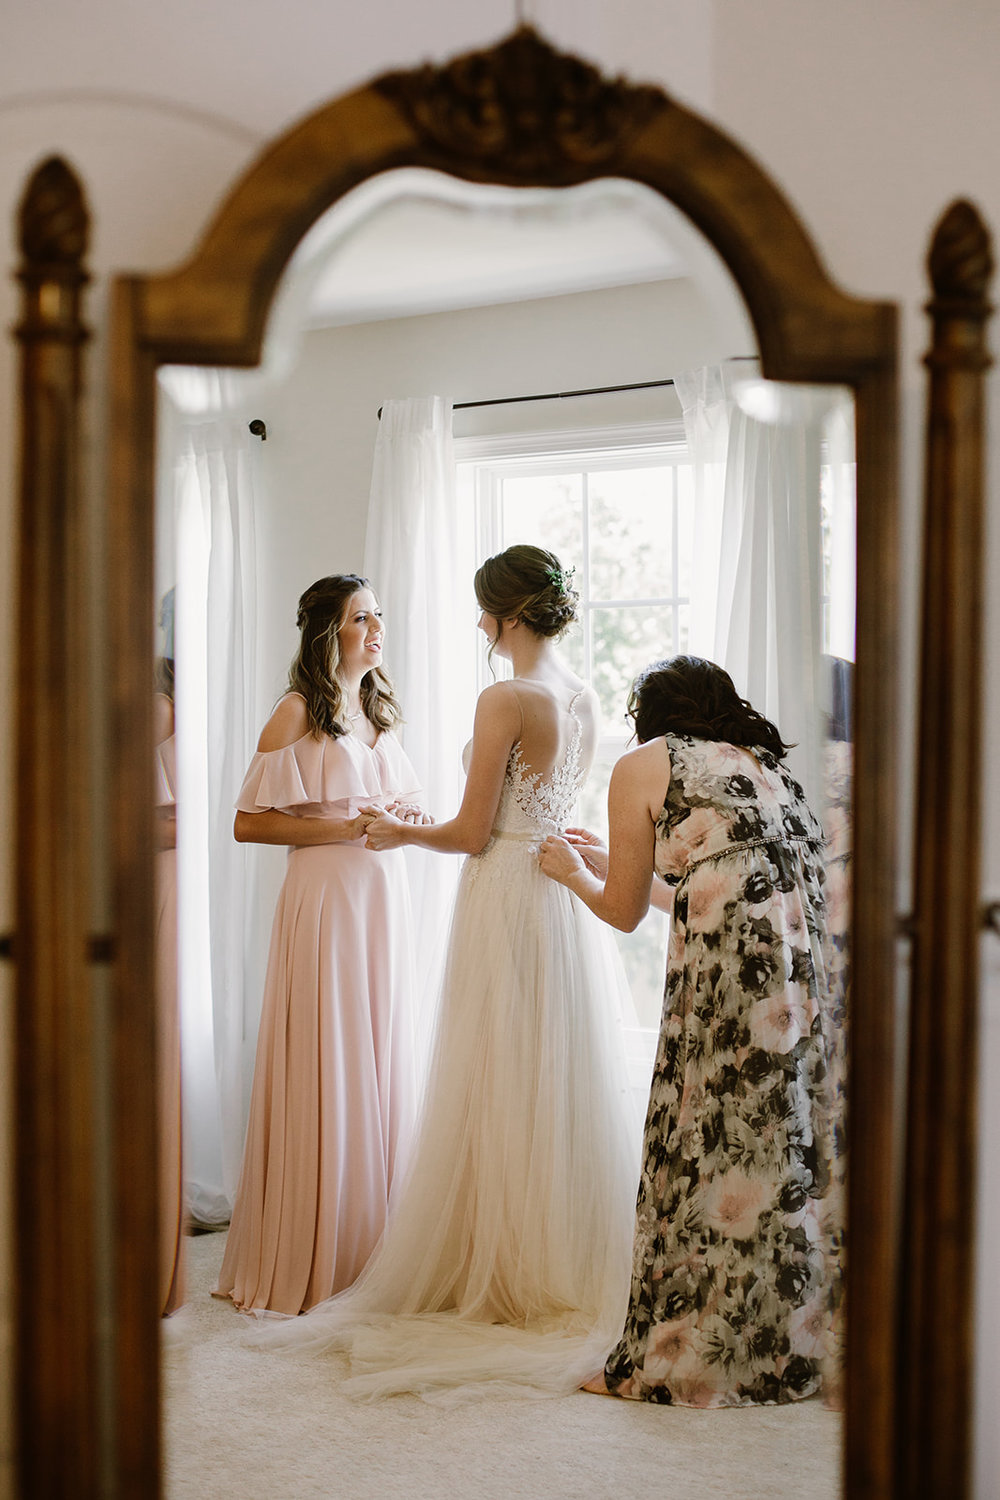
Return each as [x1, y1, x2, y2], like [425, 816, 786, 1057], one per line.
[576, 739, 668, 1031]
[576, 738, 619, 834]
[676, 463, 694, 600]
[498, 472, 587, 673]
[591, 606, 677, 725]
[616, 916, 669, 1030]
[588, 467, 672, 600]
[499, 474, 584, 580]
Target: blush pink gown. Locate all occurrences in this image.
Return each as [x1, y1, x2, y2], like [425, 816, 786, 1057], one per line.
[214, 728, 420, 1316]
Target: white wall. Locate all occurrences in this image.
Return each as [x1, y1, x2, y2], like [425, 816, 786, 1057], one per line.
[1, 2, 998, 1494]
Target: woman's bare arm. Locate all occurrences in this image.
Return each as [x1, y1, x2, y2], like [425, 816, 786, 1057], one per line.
[563, 825, 674, 915]
[539, 740, 670, 931]
[234, 807, 372, 845]
[647, 874, 675, 916]
[363, 683, 520, 855]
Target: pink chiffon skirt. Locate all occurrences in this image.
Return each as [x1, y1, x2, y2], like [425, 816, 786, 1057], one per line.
[215, 839, 415, 1315]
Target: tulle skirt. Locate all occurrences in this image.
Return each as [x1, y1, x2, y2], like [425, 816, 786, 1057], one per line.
[254, 833, 642, 1401]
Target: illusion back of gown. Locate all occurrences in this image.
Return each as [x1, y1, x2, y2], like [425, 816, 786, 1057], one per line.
[493, 688, 586, 831]
[256, 688, 642, 1401]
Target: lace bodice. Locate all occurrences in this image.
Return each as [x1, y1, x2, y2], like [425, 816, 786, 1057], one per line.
[492, 691, 585, 838]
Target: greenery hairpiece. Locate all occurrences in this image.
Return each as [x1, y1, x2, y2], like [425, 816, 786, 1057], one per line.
[545, 564, 575, 594]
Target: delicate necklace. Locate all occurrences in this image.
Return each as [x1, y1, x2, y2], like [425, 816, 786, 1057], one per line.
[347, 707, 364, 722]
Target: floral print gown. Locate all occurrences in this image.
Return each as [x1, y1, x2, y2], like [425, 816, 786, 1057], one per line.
[604, 733, 842, 1407]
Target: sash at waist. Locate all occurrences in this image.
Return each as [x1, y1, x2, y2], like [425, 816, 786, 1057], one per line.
[490, 827, 542, 842]
[672, 832, 823, 891]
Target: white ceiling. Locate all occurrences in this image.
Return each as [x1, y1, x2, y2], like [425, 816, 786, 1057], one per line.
[301, 180, 690, 328]
[245, 170, 755, 377]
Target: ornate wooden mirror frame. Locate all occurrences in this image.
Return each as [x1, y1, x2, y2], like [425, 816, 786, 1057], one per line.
[19, 26, 909, 1497]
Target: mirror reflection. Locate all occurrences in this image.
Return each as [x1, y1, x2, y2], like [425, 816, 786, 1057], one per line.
[154, 172, 853, 1423]
[154, 592, 184, 1318]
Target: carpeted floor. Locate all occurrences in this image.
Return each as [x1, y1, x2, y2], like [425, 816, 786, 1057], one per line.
[163, 1230, 841, 1500]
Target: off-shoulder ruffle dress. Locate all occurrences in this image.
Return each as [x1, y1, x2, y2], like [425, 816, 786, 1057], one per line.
[214, 728, 421, 1316]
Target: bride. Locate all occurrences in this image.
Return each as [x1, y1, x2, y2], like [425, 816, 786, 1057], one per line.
[259, 544, 641, 1400]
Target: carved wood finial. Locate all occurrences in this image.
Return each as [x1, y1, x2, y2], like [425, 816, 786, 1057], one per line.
[928, 199, 993, 303]
[18, 156, 89, 268]
[376, 25, 666, 175]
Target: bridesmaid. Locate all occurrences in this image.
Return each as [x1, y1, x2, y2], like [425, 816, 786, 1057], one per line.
[214, 574, 429, 1316]
[540, 655, 841, 1407]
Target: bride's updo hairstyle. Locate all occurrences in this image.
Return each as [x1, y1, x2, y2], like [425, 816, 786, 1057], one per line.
[288, 573, 402, 739]
[474, 545, 579, 650]
[627, 654, 790, 758]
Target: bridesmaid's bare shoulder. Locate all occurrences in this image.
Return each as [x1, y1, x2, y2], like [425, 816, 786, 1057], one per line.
[154, 691, 174, 745]
[257, 692, 311, 753]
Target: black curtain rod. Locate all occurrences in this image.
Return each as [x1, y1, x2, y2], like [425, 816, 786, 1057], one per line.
[455, 376, 673, 411]
[375, 359, 757, 419]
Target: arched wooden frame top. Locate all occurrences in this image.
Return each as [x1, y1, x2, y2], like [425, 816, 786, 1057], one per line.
[107, 27, 899, 1499]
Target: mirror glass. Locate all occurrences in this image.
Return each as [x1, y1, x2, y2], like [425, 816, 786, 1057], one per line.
[155, 170, 852, 1486]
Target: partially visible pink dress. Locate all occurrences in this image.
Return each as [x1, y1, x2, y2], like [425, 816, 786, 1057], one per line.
[155, 733, 185, 1316]
[214, 729, 420, 1316]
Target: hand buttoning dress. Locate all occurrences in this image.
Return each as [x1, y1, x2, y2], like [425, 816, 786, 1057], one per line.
[258, 694, 642, 1399]
[214, 728, 421, 1316]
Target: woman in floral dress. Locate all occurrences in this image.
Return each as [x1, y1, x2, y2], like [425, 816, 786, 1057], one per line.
[540, 655, 841, 1407]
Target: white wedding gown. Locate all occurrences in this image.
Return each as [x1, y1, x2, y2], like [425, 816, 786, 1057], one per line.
[256, 695, 642, 1401]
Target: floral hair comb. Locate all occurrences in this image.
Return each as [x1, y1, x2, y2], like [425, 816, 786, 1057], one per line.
[545, 564, 575, 594]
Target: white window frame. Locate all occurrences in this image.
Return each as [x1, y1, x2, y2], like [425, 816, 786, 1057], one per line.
[457, 418, 690, 706]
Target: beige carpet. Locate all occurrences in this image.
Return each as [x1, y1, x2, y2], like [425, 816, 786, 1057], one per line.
[163, 1231, 840, 1500]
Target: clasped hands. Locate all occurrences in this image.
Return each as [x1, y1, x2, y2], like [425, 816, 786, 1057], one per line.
[358, 801, 433, 850]
[538, 826, 608, 884]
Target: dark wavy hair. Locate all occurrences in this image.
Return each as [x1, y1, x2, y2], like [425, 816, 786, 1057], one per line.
[626, 655, 791, 758]
[287, 574, 402, 739]
[474, 544, 578, 666]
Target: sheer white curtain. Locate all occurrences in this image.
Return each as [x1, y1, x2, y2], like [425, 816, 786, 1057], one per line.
[364, 397, 474, 1071]
[677, 362, 854, 810]
[158, 370, 261, 1224]
[822, 393, 857, 664]
[674, 365, 731, 657]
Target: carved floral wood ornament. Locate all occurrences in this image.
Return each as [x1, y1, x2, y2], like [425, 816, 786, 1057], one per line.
[375, 28, 665, 173]
[9, 22, 938, 1499]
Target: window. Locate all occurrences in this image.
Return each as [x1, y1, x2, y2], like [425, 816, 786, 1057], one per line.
[458, 421, 691, 1030]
